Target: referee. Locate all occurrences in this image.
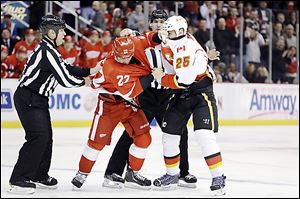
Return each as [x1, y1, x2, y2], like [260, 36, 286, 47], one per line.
[8, 15, 100, 194]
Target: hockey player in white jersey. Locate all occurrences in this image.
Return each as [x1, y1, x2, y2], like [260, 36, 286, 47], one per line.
[152, 16, 226, 195]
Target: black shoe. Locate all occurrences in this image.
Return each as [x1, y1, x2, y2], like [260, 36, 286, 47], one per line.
[32, 176, 58, 189]
[178, 173, 197, 188]
[102, 173, 125, 189]
[8, 181, 36, 194]
[124, 166, 151, 190]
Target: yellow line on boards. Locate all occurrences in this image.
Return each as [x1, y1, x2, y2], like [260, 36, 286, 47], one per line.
[1, 120, 298, 128]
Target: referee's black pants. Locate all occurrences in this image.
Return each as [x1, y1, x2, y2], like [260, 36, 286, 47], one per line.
[104, 88, 190, 177]
[10, 86, 53, 183]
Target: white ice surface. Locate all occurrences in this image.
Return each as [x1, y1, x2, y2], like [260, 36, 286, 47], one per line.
[1, 125, 299, 198]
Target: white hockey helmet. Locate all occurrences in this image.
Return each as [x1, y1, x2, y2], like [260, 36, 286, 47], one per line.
[162, 15, 188, 38]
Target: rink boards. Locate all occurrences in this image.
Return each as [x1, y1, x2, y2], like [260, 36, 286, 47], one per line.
[1, 79, 299, 128]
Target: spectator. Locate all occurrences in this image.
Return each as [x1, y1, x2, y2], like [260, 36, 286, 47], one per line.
[91, 1, 106, 31]
[99, 31, 113, 59]
[35, 29, 43, 43]
[287, 11, 297, 29]
[283, 46, 297, 84]
[276, 12, 287, 26]
[1, 45, 9, 62]
[272, 22, 283, 47]
[1, 28, 18, 55]
[257, 1, 271, 38]
[200, 1, 217, 29]
[194, 19, 210, 47]
[13, 28, 38, 57]
[1, 14, 17, 38]
[127, 4, 145, 33]
[272, 38, 288, 83]
[213, 17, 234, 65]
[111, 8, 126, 30]
[226, 8, 239, 33]
[245, 25, 265, 67]
[80, 0, 95, 28]
[244, 63, 256, 83]
[80, 30, 102, 68]
[183, 1, 199, 26]
[243, 2, 253, 19]
[227, 62, 248, 83]
[253, 66, 269, 83]
[58, 36, 79, 66]
[100, 2, 113, 30]
[245, 9, 260, 32]
[1, 45, 27, 78]
[284, 24, 297, 48]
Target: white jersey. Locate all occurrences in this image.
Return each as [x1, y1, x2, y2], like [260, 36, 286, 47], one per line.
[161, 33, 209, 87]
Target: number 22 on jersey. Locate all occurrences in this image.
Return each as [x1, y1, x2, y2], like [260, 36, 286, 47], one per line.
[116, 75, 130, 86]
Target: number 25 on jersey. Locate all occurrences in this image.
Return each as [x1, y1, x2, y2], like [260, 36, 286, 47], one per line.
[176, 56, 190, 69]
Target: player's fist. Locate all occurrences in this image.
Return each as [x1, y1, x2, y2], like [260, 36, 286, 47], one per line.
[84, 77, 91, 87]
[152, 68, 165, 82]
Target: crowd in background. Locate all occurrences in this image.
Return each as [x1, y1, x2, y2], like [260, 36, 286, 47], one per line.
[1, 1, 298, 84]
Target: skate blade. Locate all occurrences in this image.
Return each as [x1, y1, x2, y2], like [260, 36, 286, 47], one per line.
[124, 181, 151, 190]
[102, 179, 124, 189]
[213, 187, 226, 196]
[72, 185, 83, 191]
[178, 180, 197, 188]
[7, 185, 35, 195]
[34, 182, 58, 190]
[152, 184, 177, 191]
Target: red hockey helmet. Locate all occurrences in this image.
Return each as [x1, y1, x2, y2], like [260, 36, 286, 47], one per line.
[112, 37, 134, 60]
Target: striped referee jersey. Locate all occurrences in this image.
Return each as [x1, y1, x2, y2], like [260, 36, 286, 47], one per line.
[19, 37, 90, 97]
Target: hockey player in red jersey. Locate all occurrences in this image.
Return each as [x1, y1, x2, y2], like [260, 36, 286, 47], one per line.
[71, 33, 165, 190]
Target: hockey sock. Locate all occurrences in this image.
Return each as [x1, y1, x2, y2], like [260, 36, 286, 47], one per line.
[128, 144, 147, 171]
[195, 129, 224, 178]
[79, 143, 102, 174]
[162, 133, 181, 176]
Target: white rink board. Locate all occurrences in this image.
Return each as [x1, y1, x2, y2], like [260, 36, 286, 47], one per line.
[1, 125, 299, 198]
[1, 79, 299, 123]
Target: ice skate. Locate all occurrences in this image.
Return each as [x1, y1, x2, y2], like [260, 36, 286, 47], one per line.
[102, 173, 125, 189]
[124, 166, 151, 190]
[71, 171, 88, 189]
[153, 173, 179, 190]
[210, 174, 226, 196]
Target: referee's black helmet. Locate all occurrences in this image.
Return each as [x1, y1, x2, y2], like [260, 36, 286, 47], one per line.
[150, 9, 168, 23]
[39, 14, 66, 35]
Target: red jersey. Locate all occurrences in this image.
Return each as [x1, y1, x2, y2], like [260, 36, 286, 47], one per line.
[80, 41, 102, 68]
[91, 31, 159, 99]
[1, 54, 27, 78]
[58, 46, 79, 66]
[13, 40, 38, 57]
